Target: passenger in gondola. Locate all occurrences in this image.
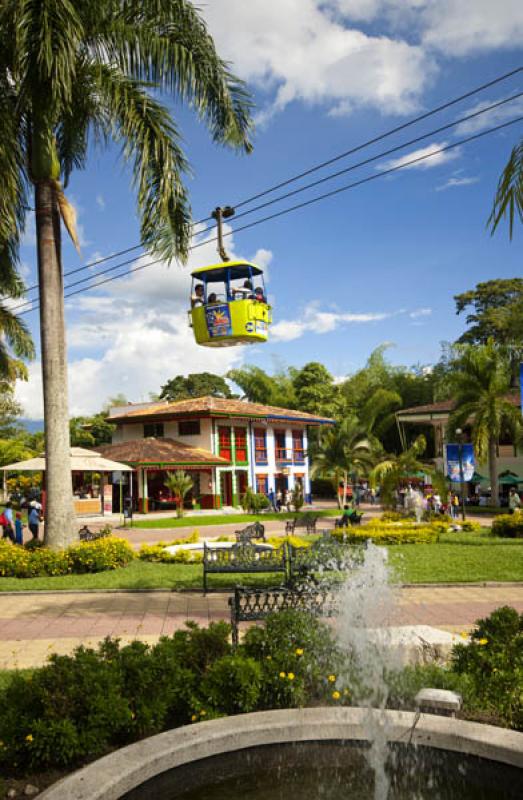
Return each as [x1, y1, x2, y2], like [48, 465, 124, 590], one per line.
[254, 286, 266, 303]
[207, 292, 219, 305]
[191, 284, 204, 307]
[233, 279, 254, 300]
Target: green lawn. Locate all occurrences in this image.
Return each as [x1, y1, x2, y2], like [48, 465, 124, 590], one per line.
[131, 510, 340, 529]
[0, 537, 521, 591]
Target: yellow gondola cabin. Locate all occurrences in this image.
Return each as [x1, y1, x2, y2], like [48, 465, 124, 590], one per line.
[189, 261, 272, 347]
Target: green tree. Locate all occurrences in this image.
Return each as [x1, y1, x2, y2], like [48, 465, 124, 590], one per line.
[228, 366, 298, 408]
[293, 362, 342, 418]
[447, 342, 521, 508]
[164, 470, 194, 518]
[160, 372, 233, 402]
[312, 417, 375, 508]
[488, 138, 523, 239]
[454, 278, 523, 348]
[370, 435, 429, 508]
[0, 0, 252, 547]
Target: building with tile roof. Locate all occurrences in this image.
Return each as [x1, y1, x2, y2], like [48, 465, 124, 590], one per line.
[100, 396, 334, 512]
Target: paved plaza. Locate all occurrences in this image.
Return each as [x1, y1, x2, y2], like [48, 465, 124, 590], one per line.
[0, 584, 521, 669]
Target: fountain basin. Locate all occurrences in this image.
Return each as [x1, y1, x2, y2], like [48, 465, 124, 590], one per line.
[39, 707, 523, 800]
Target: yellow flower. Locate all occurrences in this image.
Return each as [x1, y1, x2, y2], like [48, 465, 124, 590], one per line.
[295, 648, 304, 656]
[200, 710, 207, 716]
[328, 674, 336, 683]
[25, 734, 33, 742]
[191, 715, 197, 722]
[332, 691, 341, 700]
[266, 655, 272, 661]
[478, 638, 488, 646]
[287, 672, 295, 681]
[279, 671, 286, 679]
[460, 631, 468, 639]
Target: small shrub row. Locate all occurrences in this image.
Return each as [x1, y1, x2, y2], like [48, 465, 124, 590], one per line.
[138, 544, 203, 564]
[491, 511, 523, 538]
[0, 537, 135, 578]
[332, 525, 441, 545]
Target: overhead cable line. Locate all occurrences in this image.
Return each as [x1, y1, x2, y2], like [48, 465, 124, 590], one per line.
[11, 91, 523, 316]
[16, 114, 523, 318]
[17, 64, 522, 299]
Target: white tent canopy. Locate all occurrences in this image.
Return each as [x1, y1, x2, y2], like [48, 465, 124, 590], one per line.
[0, 446, 133, 473]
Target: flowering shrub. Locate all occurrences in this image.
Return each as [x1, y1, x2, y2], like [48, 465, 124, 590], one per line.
[451, 606, 523, 729]
[491, 512, 523, 538]
[0, 536, 134, 578]
[331, 523, 441, 545]
[201, 655, 262, 714]
[138, 543, 203, 564]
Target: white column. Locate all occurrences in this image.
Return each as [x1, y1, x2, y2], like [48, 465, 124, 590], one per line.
[266, 426, 276, 492]
[285, 428, 295, 489]
[303, 428, 311, 500]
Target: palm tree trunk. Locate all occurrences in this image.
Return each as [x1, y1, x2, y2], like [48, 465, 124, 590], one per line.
[343, 470, 348, 507]
[488, 437, 499, 508]
[35, 180, 76, 548]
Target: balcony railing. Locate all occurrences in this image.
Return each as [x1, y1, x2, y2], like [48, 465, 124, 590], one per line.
[275, 448, 306, 464]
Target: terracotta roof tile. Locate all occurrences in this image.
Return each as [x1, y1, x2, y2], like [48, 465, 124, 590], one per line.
[399, 393, 520, 416]
[108, 396, 334, 425]
[96, 438, 229, 466]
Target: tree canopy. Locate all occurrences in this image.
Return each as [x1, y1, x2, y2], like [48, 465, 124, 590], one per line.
[454, 278, 523, 346]
[160, 373, 234, 402]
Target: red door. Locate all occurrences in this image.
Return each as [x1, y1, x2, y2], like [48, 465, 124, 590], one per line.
[220, 472, 233, 506]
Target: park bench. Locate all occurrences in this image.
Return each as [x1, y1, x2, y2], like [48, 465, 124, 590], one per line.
[334, 511, 364, 528]
[78, 526, 110, 542]
[203, 542, 288, 594]
[288, 535, 365, 582]
[228, 584, 338, 646]
[285, 512, 320, 535]
[235, 521, 266, 545]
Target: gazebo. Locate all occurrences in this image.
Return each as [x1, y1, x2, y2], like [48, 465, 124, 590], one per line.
[1, 447, 134, 516]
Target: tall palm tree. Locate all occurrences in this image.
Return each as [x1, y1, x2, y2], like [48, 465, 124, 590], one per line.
[488, 138, 523, 239]
[447, 342, 520, 507]
[0, 0, 252, 547]
[164, 471, 193, 518]
[313, 417, 375, 508]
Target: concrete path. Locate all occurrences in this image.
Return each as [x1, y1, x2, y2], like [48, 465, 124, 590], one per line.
[0, 584, 521, 670]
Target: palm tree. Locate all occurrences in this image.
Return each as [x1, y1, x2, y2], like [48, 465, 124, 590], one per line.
[164, 471, 194, 518]
[313, 417, 375, 508]
[447, 342, 520, 507]
[0, 0, 252, 548]
[488, 138, 523, 239]
[369, 435, 430, 509]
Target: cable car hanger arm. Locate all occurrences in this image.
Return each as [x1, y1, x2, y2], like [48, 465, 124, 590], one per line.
[211, 205, 235, 261]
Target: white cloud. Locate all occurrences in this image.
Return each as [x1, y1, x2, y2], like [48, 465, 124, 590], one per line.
[15, 225, 273, 418]
[203, 0, 436, 120]
[421, 0, 523, 56]
[271, 304, 393, 342]
[409, 307, 432, 318]
[435, 175, 480, 191]
[379, 141, 460, 171]
[96, 194, 106, 211]
[454, 95, 523, 135]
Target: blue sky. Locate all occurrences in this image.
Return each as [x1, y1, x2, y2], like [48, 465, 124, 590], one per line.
[15, 0, 523, 418]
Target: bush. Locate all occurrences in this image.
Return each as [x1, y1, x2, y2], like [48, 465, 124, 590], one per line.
[0, 536, 134, 578]
[491, 512, 523, 538]
[138, 543, 203, 564]
[201, 655, 262, 715]
[242, 610, 342, 709]
[451, 606, 523, 729]
[240, 487, 270, 513]
[331, 524, 440, 545]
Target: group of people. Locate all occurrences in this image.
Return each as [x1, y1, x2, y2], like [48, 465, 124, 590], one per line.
[1, 500, 42, 545]
[191, 280, 266, 307]
[268, 488, 293, 512]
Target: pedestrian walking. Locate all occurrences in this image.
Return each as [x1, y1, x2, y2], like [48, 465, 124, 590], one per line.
[276, 489, 283, 512]
[284, 489, 292, 512]
[28, 504, 41, 540]
[2, 502, 15, 542]
[508, 488, 521, 514]
[14, 512, 24, 545]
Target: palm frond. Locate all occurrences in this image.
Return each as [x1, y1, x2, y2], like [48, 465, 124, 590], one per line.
[0, 303, 35, 361]
[488, 139, 523, 239]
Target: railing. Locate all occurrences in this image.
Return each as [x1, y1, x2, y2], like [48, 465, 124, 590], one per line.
[275, 448, 306, 464]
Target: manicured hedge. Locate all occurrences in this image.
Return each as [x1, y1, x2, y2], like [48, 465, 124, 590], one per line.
[491, 512, 523, 539]
[0, 537, 134, 578]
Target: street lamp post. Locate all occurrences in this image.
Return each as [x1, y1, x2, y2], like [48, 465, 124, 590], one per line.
[455, 428, 466, 521]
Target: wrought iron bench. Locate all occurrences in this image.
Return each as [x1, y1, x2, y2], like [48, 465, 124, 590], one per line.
[285, 512, 320, 535]
[235, 521, 266, 545]
[203, 542, 289, 593]
[228, 584, 338, 646]
[288, 536, 365, 582]
[78, 526, 110, 542]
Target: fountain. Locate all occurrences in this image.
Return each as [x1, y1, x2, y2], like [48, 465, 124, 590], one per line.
[39, 545, 523, 800]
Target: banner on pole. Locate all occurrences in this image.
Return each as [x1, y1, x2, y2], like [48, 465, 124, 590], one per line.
[445, 443, 475, 482]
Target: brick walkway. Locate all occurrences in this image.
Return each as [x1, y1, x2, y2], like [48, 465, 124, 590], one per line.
[0, 584, 521, 669]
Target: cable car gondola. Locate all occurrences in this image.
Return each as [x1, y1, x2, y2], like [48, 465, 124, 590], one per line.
[189, 206, 272, 347]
